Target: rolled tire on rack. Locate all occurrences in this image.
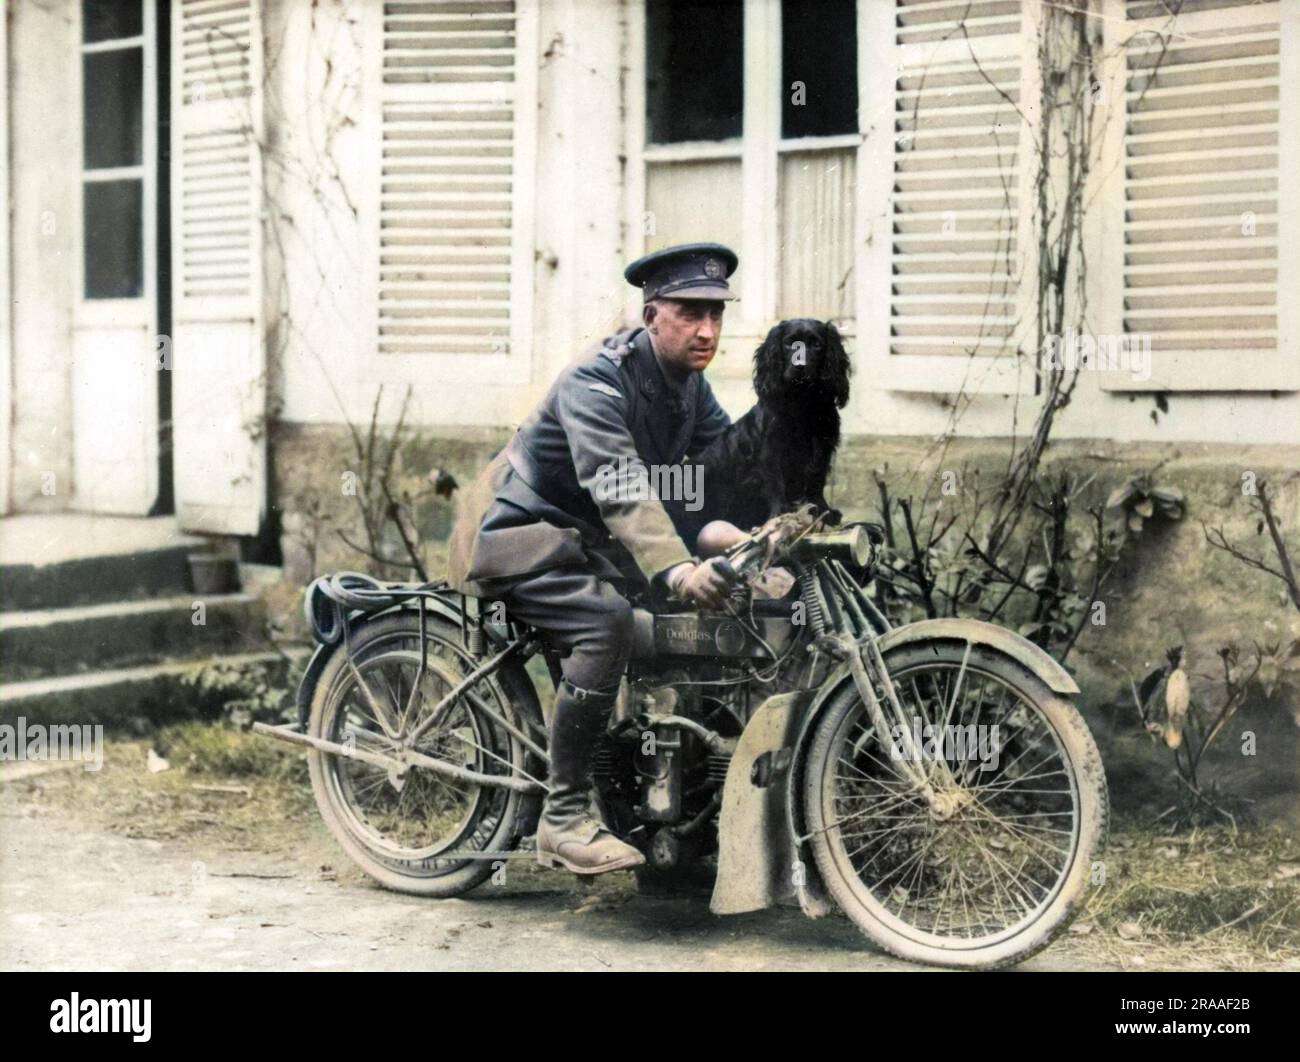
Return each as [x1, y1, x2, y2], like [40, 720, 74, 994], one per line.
[306, 611, 543, 898]
[802, 641, 1108, 969]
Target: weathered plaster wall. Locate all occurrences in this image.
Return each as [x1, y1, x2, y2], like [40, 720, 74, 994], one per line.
[273, 424, 1300, 694]
[1, 4, 10, 515]
[7, 0, 78, 509]
[268, 0, 629, 432]
[529, 0, 631, 389]
[264, 0, 1300, 447]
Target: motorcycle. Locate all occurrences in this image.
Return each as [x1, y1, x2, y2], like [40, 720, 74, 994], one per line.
[254, 509, 1107, 969]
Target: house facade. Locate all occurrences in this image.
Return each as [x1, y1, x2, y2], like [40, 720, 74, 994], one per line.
[2, 0, 1298, 543]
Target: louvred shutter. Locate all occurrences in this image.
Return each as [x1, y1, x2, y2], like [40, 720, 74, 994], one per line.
[171, 0, 266, 533]
[1097, 0, 1299, 391]
[371, 0, 536, 380]
[861, 0, 1040, 394]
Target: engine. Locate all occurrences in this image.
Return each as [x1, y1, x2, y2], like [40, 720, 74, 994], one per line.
[591, 639, 805, 872]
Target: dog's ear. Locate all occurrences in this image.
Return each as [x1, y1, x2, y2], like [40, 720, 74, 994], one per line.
[752, 322, 786, 401]
[821, 320, 852, 409]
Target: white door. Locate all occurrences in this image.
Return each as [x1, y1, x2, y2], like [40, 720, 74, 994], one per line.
[169, 0, 265, 536]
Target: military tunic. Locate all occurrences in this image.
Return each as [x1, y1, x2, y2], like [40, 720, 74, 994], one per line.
[446, 325, 731, 691]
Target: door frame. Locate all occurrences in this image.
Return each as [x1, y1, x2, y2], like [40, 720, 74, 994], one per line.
[71, 0, 162, 516]
[1, 6, 11, 516]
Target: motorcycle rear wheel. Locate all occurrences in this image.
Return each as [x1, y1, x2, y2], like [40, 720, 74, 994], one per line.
[306, 612, 540, 897]
[802, 641, 1108, 969]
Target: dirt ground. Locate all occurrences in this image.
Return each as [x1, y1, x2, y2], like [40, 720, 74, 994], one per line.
[2, 734, 1297, 972]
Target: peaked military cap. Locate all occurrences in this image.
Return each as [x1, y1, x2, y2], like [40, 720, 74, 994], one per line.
[624, 242, 739, 303]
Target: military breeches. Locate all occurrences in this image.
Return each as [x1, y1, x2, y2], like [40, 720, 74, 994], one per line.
[485, 566, 635, 694]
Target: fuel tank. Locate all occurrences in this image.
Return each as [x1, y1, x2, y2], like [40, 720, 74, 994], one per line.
[629, 608, 797, 660]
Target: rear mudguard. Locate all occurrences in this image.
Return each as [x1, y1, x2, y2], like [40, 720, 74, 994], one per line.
[293, 591, 547, 837]
[710, 618, 1078, 918]
[294, 592, 500, 730]
[295, 643, 334, 731]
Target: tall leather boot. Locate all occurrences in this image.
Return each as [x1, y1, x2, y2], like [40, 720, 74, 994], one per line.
[536, 681, 645, 874]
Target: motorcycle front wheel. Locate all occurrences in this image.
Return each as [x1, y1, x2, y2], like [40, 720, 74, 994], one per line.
[802, 641, 1108, 969]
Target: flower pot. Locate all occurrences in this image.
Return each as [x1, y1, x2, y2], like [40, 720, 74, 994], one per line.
[188, 553, 241, 595]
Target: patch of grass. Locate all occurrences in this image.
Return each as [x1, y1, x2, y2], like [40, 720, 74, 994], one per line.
[1106, 881, 1296, 935]
[1084, 818, 1300, 966]
[155, 723, 308, 783]
[24, 732, 318, 851]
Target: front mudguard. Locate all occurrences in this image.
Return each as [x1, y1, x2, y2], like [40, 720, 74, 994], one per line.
[874, 618, 1079, 695]
[711, 619, 1079, 918]
[710, 688, 832, 918]
[785, 618, 1079, 782]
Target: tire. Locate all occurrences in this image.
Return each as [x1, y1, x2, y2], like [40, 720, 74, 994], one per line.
[306, 611, 543, 897]
[802, 641, 1108, 969]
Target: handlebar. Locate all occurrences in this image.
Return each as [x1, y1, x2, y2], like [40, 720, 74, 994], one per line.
[719, 511, 879, 580]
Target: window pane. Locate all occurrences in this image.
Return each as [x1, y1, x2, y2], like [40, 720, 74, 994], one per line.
[645, 159, 744, 263]
[646, 0, 743, 144]
[84, 179, 144, 299]
[84, 48, 144, 169]
[83, 0, 143, 43]
[778, 148, 855, 320]
[782, 0, 858, 138]
[645, 159, 745, 366]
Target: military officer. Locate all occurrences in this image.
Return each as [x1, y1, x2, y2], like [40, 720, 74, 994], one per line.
[447, 242, 742, 874]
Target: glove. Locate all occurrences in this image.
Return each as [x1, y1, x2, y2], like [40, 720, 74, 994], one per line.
[666, 557, 736, 610]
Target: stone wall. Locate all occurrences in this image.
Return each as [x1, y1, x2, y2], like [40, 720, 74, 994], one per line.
[271, 423, 1300, 823]
[829, 437, 1300, 826]
[271, 421, 510, 587]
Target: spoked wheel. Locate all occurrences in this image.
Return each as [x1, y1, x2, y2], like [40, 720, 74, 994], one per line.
[307, 613, 543, 897]
[803, 642, 1108, 969]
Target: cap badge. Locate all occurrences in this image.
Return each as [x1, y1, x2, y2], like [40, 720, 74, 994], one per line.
[703, 257, 723, 279]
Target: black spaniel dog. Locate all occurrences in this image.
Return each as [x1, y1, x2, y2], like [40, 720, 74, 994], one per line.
[694, 318, 851, 533]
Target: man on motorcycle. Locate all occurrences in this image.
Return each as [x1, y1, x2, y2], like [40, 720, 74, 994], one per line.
[447, 243, 742, 874]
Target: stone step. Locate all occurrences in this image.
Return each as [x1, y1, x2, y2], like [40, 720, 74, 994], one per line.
[0, 515, 208, 612]
[0, 594, 271, 682]
[0, 651, 303, 732]
[0, 546, 209, 613]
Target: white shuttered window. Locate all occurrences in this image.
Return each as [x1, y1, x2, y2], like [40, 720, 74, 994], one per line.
[860, 0, 1041, 395]
[1096, 0, 1300, 392]
[368, 0, 538, 382]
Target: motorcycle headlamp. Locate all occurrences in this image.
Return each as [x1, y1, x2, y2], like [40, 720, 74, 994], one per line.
[792, 525, 874, 569]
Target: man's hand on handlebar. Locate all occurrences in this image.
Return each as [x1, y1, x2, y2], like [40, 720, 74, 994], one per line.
[694, 520, 749, 559]
[665, 557, 738, 610]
